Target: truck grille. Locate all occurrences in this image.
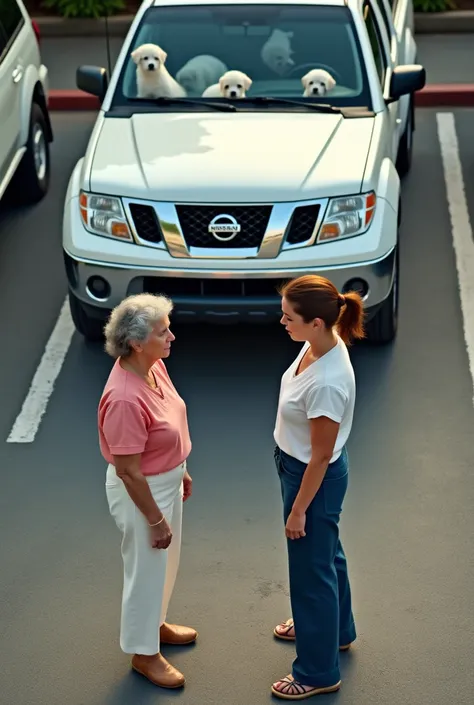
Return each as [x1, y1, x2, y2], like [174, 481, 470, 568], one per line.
[175, 205, 272, 249]
[286, 204, 320, 245]
[129, 204, 163, 244]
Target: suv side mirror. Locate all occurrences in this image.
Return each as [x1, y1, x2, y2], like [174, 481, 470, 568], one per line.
[77, 65, 109, 102]
[387, 65, 426, 103]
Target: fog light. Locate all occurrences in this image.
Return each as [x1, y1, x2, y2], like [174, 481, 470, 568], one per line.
[86, 276, 111, 301]
[343, 278, 369, 299]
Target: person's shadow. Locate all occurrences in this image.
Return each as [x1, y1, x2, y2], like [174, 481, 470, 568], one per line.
[102, 644, 197, 703]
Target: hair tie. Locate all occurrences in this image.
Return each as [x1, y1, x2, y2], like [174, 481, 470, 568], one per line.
[338, 294, 346, 307]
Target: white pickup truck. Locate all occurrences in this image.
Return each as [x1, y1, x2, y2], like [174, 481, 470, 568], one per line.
[0, 0, 52, 205]
[63, 0, 425, 344]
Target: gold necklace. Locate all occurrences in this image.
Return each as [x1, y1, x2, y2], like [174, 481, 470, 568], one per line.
[146, 371, 157, 389]
[122, 360, 161, 394]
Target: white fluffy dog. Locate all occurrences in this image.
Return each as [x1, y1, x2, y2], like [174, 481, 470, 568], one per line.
[202, 70, 252, 99]
[176, 55, 228, 95]
[302, 69, 337, 97]
[131, 43, 186, 99]
[261, 29, 294, 75]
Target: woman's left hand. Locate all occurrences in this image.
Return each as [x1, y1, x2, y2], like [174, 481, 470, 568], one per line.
[183, 471, 193, 501]
[285, 510, 306, 540]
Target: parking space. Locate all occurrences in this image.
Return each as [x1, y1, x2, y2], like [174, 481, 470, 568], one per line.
[0, 109, 473, 705]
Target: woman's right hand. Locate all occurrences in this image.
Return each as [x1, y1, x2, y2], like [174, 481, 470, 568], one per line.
[149, 518, 172, 549]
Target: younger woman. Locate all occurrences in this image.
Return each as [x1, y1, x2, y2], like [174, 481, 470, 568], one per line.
[271, 275, 365, 700]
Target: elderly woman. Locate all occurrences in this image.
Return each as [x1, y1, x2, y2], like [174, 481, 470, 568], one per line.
[98, 293, 196, 690]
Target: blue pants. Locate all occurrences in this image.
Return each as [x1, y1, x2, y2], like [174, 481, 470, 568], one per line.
[274, 445, 356, 687]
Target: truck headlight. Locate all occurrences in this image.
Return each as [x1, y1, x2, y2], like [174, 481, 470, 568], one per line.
[317, 192, 376, 243]
[79, 191, 133, 241]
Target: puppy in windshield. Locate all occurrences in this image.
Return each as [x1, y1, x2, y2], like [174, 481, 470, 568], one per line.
[302, 69, 336, 97]
[202, 70, 252, 99]
[132, 43, 186, 99]
[176, 55, 228, 96]
[261, 29, 294, 76]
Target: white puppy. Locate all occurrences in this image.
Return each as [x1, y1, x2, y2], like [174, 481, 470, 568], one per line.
[261, 29, 294, 75]
[131, 43, 186, 99]
[202, 70, 252, 99]
[176, 55, 228, 95]
[302, 69, 337, 97]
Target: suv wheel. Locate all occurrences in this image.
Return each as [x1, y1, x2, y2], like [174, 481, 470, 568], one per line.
[365, 245, 399, 345]
[69, 292, 106, 342]
[13, 102, 50, 204]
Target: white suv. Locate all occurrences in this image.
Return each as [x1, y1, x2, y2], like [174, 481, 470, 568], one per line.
[0, 0, 52, 205]
[63, 0, 425, 344]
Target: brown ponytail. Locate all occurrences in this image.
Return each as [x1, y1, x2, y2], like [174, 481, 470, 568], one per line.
[279, 275, 366, 345]
[336, 292, 365, 345]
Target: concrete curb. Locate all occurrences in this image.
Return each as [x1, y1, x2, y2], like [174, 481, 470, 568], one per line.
[34, 14, 133, 38]
[34, 10, 474, 37]
[47, 85, 474, 111]
[414, 10, 474, 33]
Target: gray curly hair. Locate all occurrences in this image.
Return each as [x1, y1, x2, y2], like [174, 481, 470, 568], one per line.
[104, 293, 173, 359]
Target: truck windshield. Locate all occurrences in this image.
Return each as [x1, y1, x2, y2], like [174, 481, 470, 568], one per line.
[113, 4, 372, 111]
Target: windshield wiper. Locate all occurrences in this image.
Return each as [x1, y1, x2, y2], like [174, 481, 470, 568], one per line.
[128, 95, 372, 116]
[246, 96, 340, 112]
[130, 96, 237, 112]
[245, 97, 374, 117]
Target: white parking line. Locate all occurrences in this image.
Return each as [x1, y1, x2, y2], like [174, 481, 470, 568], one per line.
[6, 296, 75, 443]
[436, 112, 474, 406]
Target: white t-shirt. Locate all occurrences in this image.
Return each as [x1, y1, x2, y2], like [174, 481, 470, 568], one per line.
[273, 336, 356, 465]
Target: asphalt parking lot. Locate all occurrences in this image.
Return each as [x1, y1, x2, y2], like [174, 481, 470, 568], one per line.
[0, 109, 474, 705]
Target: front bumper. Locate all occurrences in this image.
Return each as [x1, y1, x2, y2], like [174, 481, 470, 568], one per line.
[63, 167, 398, 323]
[64, 246, 396, 324]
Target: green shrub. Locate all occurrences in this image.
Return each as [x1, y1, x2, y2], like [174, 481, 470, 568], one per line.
[413, 0, 455, 12]
[42, 0, 126, 19]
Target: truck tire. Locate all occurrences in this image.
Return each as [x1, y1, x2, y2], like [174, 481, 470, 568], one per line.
[69, 291, 106, 342]
[12, 102, 51, 204]
[365, 245, 399, 345]
[396, 97, 414, 178]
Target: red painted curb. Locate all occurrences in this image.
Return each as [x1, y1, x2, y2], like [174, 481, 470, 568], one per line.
[414, 84, 474, 108]
[48, 89, 100, 111]
[47, 85, 474, 111]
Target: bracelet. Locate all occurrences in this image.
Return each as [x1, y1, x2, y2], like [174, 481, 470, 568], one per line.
[148, 516, 165, 527]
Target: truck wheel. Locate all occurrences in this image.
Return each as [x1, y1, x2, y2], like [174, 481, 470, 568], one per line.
[69, 292, 106, 342]
[396, 97, 414, 178]
[365, 246, 399, 345]
[12, 102, 51, 204]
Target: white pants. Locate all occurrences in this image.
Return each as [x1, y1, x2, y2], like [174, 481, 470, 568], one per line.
[105, 461, 186, 655]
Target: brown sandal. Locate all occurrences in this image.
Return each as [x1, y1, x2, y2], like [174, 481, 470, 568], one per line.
[271, 674, 341, 700]
[273, 618, 352, 650]
[274, 618, 297, 641]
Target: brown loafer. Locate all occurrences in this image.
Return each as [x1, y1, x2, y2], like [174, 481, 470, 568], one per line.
[160, 622, 198, 645]
[131, 654, 185, 688]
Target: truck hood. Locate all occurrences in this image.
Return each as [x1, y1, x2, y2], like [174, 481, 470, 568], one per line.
[89, 112, 375, 203]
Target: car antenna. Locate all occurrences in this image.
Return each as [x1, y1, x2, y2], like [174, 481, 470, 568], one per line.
[103, 8, 112, 77]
